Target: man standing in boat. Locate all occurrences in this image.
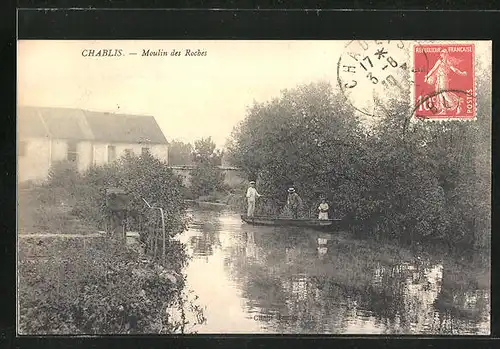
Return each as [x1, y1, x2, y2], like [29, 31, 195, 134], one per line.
[246, 181, 261, 217]
[287, 187, 303, 219]
[318, 197, 329, 220]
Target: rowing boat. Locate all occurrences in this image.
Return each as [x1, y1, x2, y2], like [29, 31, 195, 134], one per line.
[241, 215, 342, 230]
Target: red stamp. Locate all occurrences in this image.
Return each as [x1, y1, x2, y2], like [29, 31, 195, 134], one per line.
[413, 43, 475, 120]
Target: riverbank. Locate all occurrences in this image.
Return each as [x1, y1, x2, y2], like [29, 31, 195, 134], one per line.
[185, 199, 228, 209]
[17, 185, 205, 334]
[186, 191, 246, 210]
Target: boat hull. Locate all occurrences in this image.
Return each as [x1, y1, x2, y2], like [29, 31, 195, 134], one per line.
[241, 215, 342, 230]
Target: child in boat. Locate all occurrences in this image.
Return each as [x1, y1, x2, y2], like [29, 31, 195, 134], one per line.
[318, 197, 329, 220]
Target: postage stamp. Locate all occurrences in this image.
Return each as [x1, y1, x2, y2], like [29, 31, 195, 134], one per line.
[337, 40, 477, 122]
[412, 43, 475, 120]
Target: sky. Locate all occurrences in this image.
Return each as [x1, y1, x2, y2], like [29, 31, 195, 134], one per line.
[17, 40, 491, 148]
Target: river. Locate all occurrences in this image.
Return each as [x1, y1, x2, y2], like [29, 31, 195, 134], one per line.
[176, 206, 490, 335]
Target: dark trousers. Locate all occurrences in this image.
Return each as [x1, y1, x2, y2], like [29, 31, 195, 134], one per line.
[290, 206, 299, 219]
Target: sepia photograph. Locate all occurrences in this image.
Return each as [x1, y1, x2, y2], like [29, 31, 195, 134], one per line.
[16, 40, 491, 335]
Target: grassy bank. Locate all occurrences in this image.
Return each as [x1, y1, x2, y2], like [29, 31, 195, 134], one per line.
[18, 187, 97, 234]
[17, 154, 207, 334]
[18, 184, 193, 334]
[17, 185, 206, 334]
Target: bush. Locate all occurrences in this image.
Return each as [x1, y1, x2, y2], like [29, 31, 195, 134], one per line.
[46, 152, 188, 237]
[47, 160, 80, 188]
[19, 151, 204, 334]
[180, 186, 196, 200]
[70, 184, 107, 229]
[18, 239, 203, 334]
[190, 164, 226, 197]
[190, 137, 226, 198]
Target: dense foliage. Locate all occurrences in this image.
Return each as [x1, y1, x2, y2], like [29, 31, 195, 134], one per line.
[168, 140, 194, 166]
[189, 137, 226, 197]
[48, 151, 188, 236]
[18, 238, 205, 334]
[47, 160, 80, 188]
[19, 152, 206, 334]
[227, 78, 490, 249]
[227, 82, 364, 216]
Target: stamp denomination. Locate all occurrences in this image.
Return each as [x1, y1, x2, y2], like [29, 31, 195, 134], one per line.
[412, 43, 475, 120]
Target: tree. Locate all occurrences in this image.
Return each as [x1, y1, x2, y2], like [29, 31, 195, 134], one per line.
[168, 140, 194, 166]
[190, 137, 225, 197]
[226, 76, 490, 249]
[71, 151, 188, 236]
[227, 81, 365, 215]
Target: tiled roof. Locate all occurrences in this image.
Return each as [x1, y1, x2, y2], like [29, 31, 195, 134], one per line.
[17, 106, 168, 144]
[82, 110, 167, 144]
[17, 107, 50, 138]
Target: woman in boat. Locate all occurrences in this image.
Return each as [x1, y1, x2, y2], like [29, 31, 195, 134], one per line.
[318, 197, 329, 220]
[287, 187, 302, 219]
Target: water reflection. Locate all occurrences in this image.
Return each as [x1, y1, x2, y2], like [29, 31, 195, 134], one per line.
[177, 208, 490, 334]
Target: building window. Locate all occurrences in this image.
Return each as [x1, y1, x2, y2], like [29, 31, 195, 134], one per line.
[142, 147, 150, 156]
[67, 141, 78, 162]
[19, 141, 27, 157]
[108, 145, 116, 162]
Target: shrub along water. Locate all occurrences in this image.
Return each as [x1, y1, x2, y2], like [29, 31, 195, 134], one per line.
[227, 79, 490, 251]
[19, 151, 205, 334]
[18, 238, 205, 334]
[189, 137, 226, 198]
[74, 151, 188, 235]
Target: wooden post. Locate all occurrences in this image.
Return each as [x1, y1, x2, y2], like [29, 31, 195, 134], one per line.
[109, 210, 126, 243]
[105, 188, 129, 245]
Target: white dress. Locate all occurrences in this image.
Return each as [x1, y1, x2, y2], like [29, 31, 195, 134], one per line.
[430, 58, 461, 113]
[318, 203, 329, 220]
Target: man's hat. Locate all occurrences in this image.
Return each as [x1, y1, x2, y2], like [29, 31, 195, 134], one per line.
[288, 187, 295, 193]
[249, 181, 256, 185]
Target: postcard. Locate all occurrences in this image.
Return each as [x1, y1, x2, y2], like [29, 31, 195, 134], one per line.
[17, 40, 491, 335]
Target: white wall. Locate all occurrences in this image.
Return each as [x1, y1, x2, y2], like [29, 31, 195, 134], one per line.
[50, 139, 93, 172]
[150, 144, 169, 164]
[18, 139, 170, 183]
[50, 139, 67, 163]
[93, 142, 169, 165]
[77, 141, 93, 172]
[18, 138, 51, 183]
[93, 143, 107, 166]
[116, 143, 143, 158]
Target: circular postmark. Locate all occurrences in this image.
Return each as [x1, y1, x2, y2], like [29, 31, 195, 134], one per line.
[337, 40, 432, 121]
